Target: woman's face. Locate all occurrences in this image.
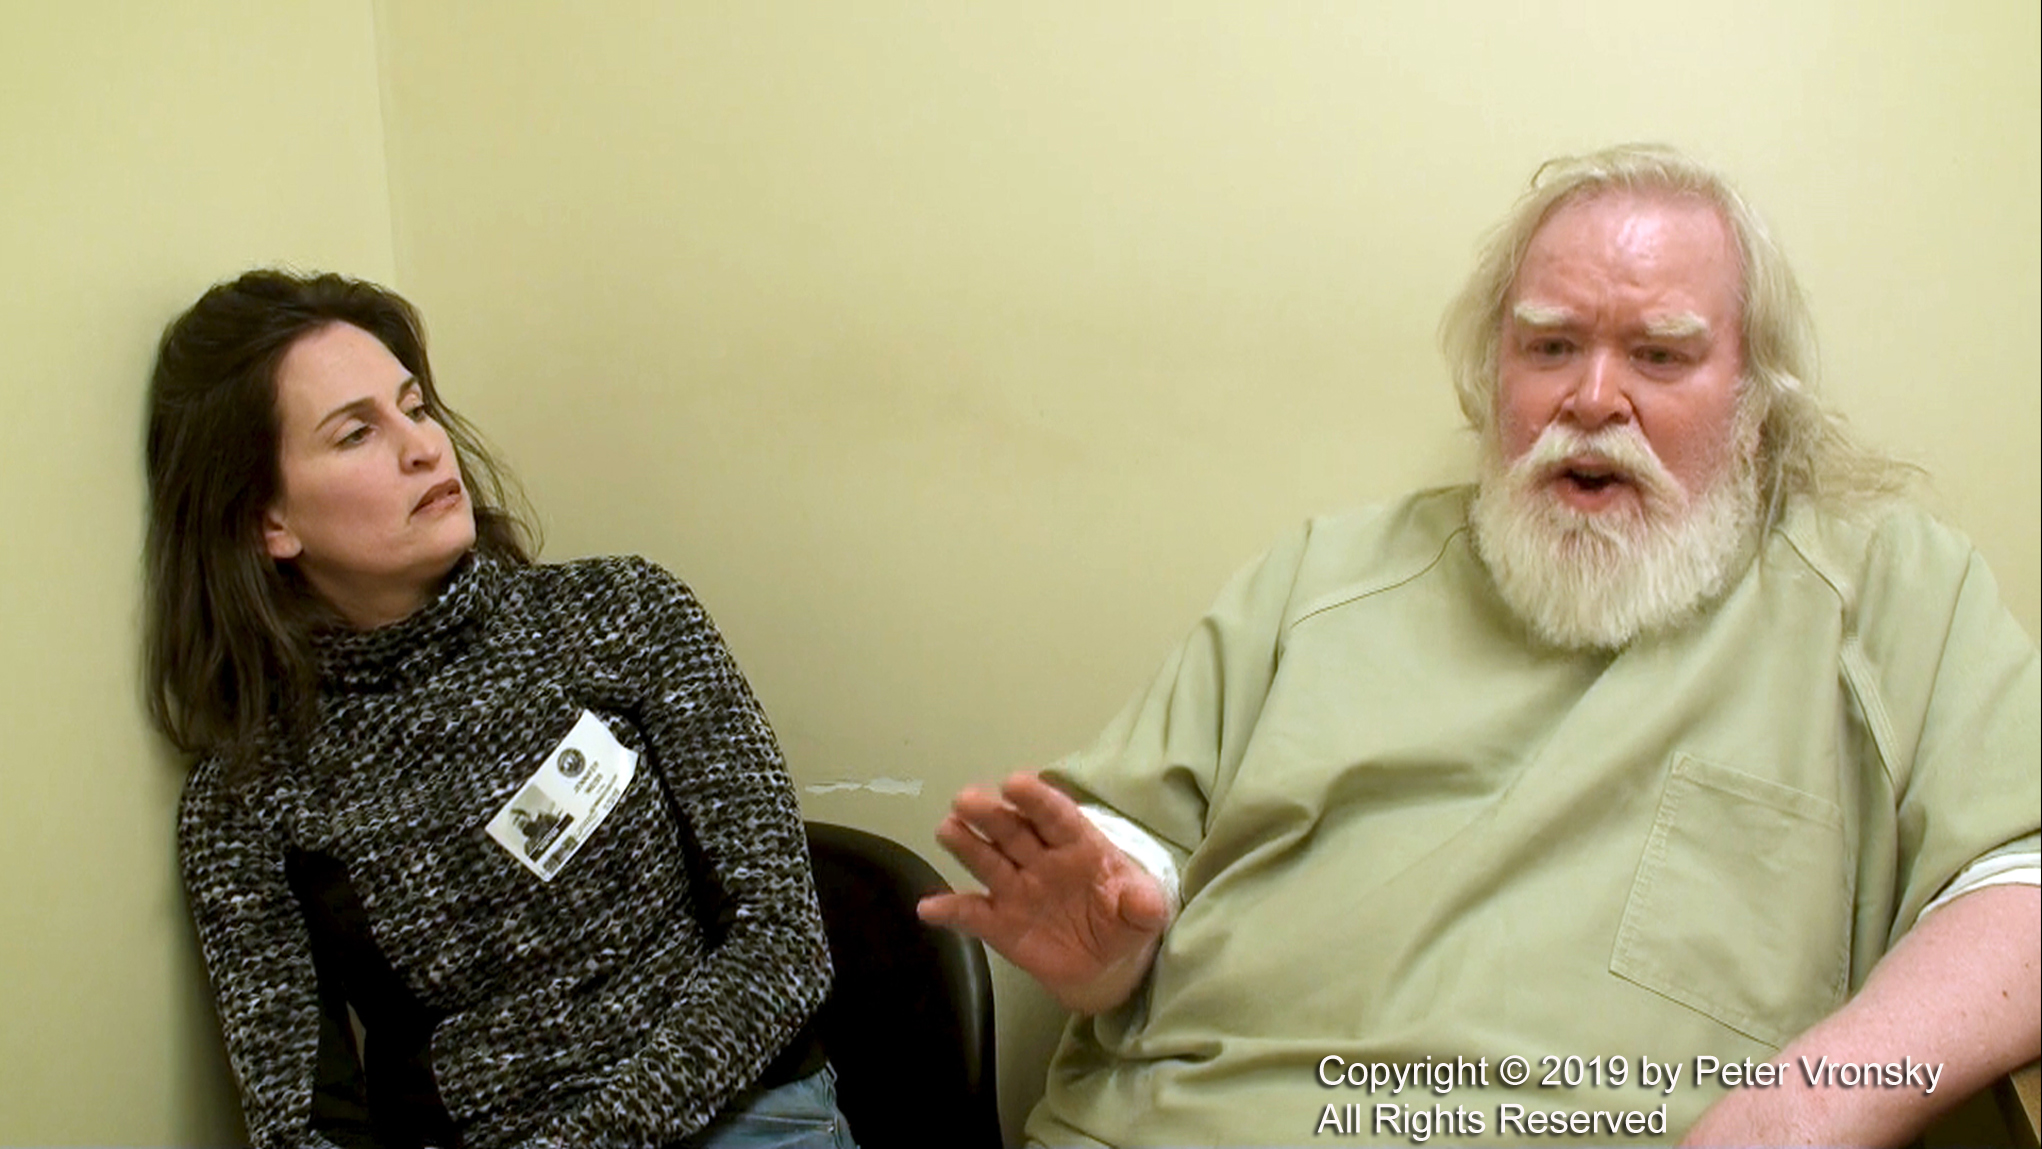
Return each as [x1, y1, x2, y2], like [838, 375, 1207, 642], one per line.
[262, 322, 476, 628]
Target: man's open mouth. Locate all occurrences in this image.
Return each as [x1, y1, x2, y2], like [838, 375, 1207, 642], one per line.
[1554, 459, 1630, 494]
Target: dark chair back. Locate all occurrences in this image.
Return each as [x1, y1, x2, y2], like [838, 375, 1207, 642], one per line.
[806, 821, 1003, 1149]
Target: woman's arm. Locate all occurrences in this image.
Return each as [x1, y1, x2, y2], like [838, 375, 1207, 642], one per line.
[540, 560, 831, 1146]
[179, 759, 359, 1149]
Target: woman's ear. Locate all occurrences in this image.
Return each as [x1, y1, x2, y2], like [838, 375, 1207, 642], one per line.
[263, 506, 302, 561]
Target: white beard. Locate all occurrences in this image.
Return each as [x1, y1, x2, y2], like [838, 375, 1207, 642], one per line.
[1470, 421, 1759, 650]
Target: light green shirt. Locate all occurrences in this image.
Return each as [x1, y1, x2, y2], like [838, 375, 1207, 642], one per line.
[1031, 487, 2040, 1146]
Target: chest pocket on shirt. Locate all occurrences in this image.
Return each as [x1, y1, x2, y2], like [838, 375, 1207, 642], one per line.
[1610, 753, 1851, 1048]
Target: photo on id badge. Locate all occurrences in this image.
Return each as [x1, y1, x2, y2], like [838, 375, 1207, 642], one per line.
[508, 792, 575, 860]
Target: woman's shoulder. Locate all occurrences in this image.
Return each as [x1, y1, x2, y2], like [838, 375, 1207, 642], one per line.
[177, 747, 290, 857]
[501, 554, 707, 627]
[178, 752, 232, 818]
[516, 553, 688, 594]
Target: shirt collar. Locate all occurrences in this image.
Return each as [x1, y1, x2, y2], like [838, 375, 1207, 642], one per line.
[311, 551, 502, 690]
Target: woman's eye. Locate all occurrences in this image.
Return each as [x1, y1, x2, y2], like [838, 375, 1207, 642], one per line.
[404, 404, 431, 422]
[1635, 347, 1685, 367]
[337, 425, 371, 447]
[1528, 338, 1572, 359]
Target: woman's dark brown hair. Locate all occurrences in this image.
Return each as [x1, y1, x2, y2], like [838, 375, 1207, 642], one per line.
[145, 269, 534, 772]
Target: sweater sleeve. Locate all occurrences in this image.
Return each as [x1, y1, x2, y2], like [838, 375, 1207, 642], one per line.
[179, 759, 354, 1149]
[542, 559, 831, 1145]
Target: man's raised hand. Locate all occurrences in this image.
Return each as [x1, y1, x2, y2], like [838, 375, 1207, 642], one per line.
[917, 772, 1172, 1015]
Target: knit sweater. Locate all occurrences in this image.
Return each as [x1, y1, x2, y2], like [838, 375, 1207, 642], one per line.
[179, 553, 832, 1149]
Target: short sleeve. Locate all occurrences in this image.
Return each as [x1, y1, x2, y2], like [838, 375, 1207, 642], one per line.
[1851, 513, 2042, 940]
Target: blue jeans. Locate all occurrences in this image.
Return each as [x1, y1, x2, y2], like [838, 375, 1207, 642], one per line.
[679, 1065, 859, 1149]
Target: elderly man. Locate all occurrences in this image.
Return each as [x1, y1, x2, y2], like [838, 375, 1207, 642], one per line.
[921, 145, 2039, 1146]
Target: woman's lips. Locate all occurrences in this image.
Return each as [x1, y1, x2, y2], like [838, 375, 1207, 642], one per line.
[414, 479, 464, 515]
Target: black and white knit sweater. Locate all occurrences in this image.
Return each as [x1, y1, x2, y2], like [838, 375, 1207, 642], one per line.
[179, 553, 832, 1149]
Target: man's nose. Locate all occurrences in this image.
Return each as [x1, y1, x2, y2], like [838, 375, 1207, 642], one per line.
[1564, 348, 1630, 431]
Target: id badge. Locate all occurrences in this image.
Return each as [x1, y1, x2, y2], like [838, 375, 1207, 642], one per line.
[485, 710, 638, 881]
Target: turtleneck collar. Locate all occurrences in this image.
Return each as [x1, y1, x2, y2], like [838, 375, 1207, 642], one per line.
[312, 551, 504, 692]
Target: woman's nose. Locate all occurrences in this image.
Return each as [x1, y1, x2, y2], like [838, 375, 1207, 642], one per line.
[398, 416, 445, 469]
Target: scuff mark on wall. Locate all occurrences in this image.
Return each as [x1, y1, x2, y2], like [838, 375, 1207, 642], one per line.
[803, 777, 925, 797]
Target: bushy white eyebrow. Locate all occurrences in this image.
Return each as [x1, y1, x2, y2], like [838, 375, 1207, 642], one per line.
[1510, 303, 1710, 341]
[1641, 312, 1710, 340]
[1510, 302, 1573, 329]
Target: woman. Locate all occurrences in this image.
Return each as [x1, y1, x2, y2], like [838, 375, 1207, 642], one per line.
[146, 270, 853, 1149]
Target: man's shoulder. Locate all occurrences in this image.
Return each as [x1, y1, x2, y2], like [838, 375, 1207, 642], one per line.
[1773, 497, 1979, 614]
[1277, 485, 1476, 612]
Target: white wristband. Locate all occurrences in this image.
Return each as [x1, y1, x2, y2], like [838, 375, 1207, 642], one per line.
[1078, 804, 1184, 912]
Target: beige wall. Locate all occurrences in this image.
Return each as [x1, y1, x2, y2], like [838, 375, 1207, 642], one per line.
[374, 4, 2037, 1138]
[4, 1, 2035, 1144]
[0, 2, 394, 1143]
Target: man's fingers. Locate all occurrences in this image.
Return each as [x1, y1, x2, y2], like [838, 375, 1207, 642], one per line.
[934, 813, 1016, 888]
[917, 891, 998, 940]
[1115, 872, 1173, 932]
[915, 891, 961, 926]
[954, 785, 1052, 863]
[1002, 771, 1093, 850]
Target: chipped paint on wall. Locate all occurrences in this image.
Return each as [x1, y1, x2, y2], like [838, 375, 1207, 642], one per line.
[804, 777, 925, 797]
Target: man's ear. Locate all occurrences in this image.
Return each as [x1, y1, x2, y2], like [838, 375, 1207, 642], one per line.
[262, 505, 302, 561]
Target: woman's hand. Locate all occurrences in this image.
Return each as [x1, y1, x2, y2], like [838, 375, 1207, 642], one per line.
[917, 771, 1173, 1015]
